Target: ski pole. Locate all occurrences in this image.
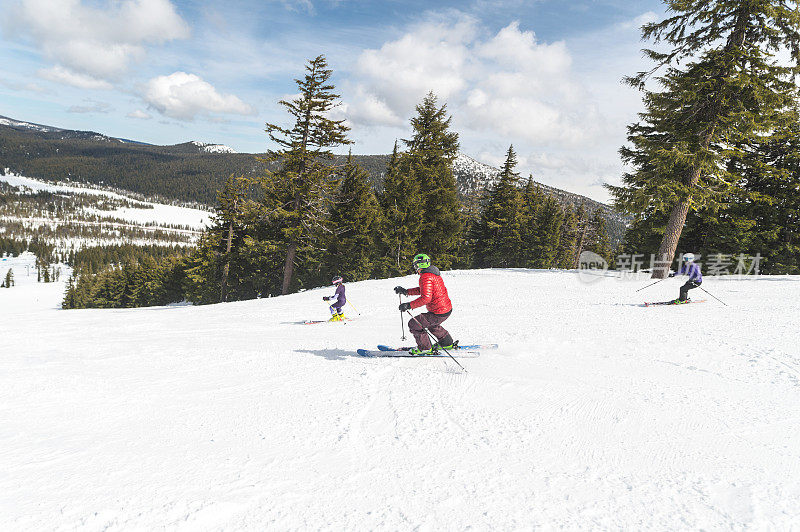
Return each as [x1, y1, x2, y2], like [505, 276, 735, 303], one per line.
[399, 294, 406, 341]
[347, 300, 361, 315]
[699, 286, 728, 306]
[636, 278, 666, 292]
[405, 310, 466, 373]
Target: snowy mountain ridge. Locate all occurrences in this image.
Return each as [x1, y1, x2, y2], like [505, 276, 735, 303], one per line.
[0, 114, 125, 143]
[452, 152, 502, 196]
[0, 115, 64, 134]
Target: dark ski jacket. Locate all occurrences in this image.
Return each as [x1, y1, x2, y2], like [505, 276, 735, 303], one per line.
[407, 266, 452, 315]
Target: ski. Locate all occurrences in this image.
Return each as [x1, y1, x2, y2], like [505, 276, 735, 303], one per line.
[377, 343, 498, 352]
[302, 318, 351, 324]
[357, 348, 480, 358]
[643, 299, 706, 307]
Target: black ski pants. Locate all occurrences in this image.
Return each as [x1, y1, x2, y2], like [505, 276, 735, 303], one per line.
[679, 280, 702, 301]
[408, 310, 453, 350]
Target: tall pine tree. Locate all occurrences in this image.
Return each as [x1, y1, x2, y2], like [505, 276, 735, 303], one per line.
[473, 145, 523, 267]
[262, 55, 352, 293]
[379, 141, 423, 275]
[400, 92, 463, 268]
[326, 153, 383, 282]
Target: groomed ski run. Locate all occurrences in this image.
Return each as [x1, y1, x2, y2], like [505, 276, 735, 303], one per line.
[2, 258, 799, 530]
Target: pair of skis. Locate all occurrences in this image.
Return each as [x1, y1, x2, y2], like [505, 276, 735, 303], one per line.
[303, 318, 351, 324]
[643, 299, 706, 307]
[357, 343, 498, 358]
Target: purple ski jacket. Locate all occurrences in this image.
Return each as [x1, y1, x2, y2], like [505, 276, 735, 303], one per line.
[329, 283, 346, 309]
[677, 262, 702, 282]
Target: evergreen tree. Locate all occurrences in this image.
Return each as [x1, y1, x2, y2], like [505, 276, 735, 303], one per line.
[569, 203, 590, 269]
[262, 55, 352, 294]
[379, 141, 424, 275]
[519, 177, 544, 267]
[401, 92, 462, 268]
[608, 0, 800, 277]
[63, 275, 76, 308]
[557, 205, 579, 269]
[738, 118, 800, 273]
[473, 145, 523, 267]
[326, 153, 383, 282]
[535, 196, 565, 269]
[216, 174, 252, 302]
[586, 210, 614, 264]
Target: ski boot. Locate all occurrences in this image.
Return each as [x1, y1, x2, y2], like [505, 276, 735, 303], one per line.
[434, 340, 459, 351]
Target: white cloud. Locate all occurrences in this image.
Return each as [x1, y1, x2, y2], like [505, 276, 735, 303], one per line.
[353, 15, 476, 116]
[349, 17, 597, 146]
[127, 109, 152, 120]
[68, 100, 112, 113]
[280, 0, 314, 13]
[8, 0, 189, 83]
[0, 76, 49, 93]
[619, 11, 659, 31]
[141, 72, 255, 120]
[39, 66, 113, 90]
[339, 87, 403, 127]
[342, 11, 658, 202]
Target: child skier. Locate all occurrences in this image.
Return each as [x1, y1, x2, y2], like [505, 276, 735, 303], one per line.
[669, 253, 703, 302]
[323, 275, 347, 321]
[394, 254, 455, 355]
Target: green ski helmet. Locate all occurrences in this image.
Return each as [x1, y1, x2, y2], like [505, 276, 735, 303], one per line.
[412, 253, 431, 271]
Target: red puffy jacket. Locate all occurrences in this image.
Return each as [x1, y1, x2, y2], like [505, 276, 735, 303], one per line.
[407, 267, 452, 314]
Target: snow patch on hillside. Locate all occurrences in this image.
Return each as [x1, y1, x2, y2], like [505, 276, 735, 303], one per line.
[191, 141, 237, 154]
[0, 173, 212, 230]
[0, 115, 62, 133]
[452, 152, 500, 195]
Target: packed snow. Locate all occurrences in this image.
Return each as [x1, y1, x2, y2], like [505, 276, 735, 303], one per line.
[1, 257, 799, 529]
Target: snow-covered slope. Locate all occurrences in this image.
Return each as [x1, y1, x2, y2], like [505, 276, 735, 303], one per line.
[0, 115, 123, 142]
[0, 115, 63, 133]
[1, 264, 799, 529]
[452, 152, 501, 195]
[0, 174, 212, 237]
[0, 173, 211, 229]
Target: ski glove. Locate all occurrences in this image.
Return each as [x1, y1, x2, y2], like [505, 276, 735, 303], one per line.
[323, 296, 330, 301]
[394, 286, 407, 295]
[398, 302, 411, 312]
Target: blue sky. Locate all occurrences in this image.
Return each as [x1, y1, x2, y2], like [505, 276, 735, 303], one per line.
[0, 0, 665, 201]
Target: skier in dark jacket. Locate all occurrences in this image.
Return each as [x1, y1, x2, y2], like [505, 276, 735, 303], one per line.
[323, 275, 347, 321]
[669, 253, 703, 302]
[394, 254, 455, 355]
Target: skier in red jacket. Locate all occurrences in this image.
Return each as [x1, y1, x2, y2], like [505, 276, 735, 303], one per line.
[394, 253, 455, 355]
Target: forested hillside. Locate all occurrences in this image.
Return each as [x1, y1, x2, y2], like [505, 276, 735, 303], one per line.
[0, 115, 626, 241]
